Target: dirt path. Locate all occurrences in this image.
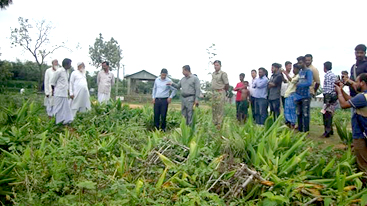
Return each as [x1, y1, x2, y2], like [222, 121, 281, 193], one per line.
[307, 124, 347, 150]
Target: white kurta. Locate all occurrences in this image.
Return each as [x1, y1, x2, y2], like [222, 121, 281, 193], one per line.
[50, 68, 73, 124]
[97, 70, 114, 103]
[69, 71, 91, 117]
[44, 67, 57, 116]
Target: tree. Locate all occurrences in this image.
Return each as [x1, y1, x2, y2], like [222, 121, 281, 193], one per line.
[0, 0, 12, 9]
[0, 60, 14, 82]
[10, 17, 68, 90]
[89, 33, 123, 97]
[206, 43, 217, 73]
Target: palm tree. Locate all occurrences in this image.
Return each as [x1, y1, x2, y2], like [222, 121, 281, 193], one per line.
[0, 0, 13, 10]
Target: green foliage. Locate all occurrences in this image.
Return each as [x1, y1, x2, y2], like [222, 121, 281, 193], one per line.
[10, 17, 68, 90]
[0, 94, 363, 205]
[89, 33, 123, 70]
[0, 60, 14, 82]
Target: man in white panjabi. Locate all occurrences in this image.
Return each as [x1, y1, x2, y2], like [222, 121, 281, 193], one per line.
[69, 62, 91, 118]
[97, 61, 115, 103]
[44, 59, 59, 117]
[50, 58, 74, 125]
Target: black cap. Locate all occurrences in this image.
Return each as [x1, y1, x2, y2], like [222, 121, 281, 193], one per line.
[161, 68, 168, 74]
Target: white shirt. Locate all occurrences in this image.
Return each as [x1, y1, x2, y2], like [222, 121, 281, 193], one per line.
[44, 67, 57, 96]
[97, 70, 115, 94]
[70, 70, 88, 97]
[281, 72, 293, 97]
[249, 78, 256, 97]
[50, 67, 69, 97]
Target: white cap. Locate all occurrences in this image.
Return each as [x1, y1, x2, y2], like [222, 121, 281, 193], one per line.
[77, 62, 84, 67]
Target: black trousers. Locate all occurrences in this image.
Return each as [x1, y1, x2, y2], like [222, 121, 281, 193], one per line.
[250, 96, 256, 120]
[323, 94, 337, 135]
[154, 98, 169, 131]
[281, 96, 285, 110]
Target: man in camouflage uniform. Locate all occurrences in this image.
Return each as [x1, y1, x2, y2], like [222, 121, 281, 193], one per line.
[211, 60, 229, 129]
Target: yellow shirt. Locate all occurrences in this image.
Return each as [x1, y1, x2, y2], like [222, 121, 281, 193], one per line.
[309, 65, 320, 95]
[211, 70, 229, 90]
[284, 74, 299, 98]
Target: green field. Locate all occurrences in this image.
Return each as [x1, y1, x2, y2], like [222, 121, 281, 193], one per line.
[0, 93, 364, 205]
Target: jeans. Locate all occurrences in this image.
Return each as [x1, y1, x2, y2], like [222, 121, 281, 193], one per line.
[269, 98, 281, 119]
[255, 98, 268, 125]
[250, 96, 256, 120]
[154, 98, 169, 131]
[296, 98, 311, 132]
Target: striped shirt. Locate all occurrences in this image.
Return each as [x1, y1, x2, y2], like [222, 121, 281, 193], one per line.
[323, 70, 336, 95]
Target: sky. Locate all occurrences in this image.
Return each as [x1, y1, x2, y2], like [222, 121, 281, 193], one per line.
[1, 0, 367, 86]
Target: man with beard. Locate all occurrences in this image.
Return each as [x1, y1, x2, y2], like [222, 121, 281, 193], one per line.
[294, 56, 313, 133]
[336, 73, 367, 172]
[69, 62, 91, 118]
[304, 54, 320, 97]
[343, 44, 367, 98]
[44, 59, 59, 117]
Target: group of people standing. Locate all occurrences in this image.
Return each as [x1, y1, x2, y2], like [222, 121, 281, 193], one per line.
[44, 59, 115, 124]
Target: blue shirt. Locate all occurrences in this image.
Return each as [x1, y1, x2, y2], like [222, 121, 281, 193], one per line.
[252, 76, 268, 99]
[295, 68, 313, 98]
[152, 77, 176, 99]
[349, 91, 367, 139]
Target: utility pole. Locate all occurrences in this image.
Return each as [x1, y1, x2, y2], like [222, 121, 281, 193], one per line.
[115, 63, 120, 98]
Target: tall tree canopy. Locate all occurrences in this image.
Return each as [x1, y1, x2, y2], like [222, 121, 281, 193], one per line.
[0, 0, 12, 9]
[10, 17, 68, 90]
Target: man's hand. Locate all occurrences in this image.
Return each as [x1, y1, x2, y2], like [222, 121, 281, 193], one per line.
[194, 100, 199, 107]
[342, 75, 350, 84]
[70, 95, 74, 99]
[167, 98, 172, 104]
[334, 84, 342, 94]
[152, 99, 155, 104]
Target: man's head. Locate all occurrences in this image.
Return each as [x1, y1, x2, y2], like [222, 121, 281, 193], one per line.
[293, 64, 300, 75]
[239, 73, 245, 82]
[297, 56, 306, 68]
[305, 54, 313, 67]
[62, 58, 72, 70]
[251, 69, 257, 79]
[244, 81, 249, 88]
[161, 68, 168, 79]
[356, 73, 367, 92]
[271, 63, 281, 74]
[213, 60, 221, 72]
[341, 70, 349, 79]
[77, 62, 86, 73]
[258, 67, 266, 78]
[52, 59, 58, 68]
[102, 61, 110, 71]
[323, 61, 332, 73]
[285, 61, 292, 72]
[182, 65, 191, 77]
[355, 44, 366, 61]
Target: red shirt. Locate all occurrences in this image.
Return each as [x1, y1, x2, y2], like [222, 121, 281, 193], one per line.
[235, 82, 244, 101]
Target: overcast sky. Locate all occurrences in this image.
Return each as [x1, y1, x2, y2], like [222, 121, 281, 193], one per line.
[1, 0, 367, 86]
